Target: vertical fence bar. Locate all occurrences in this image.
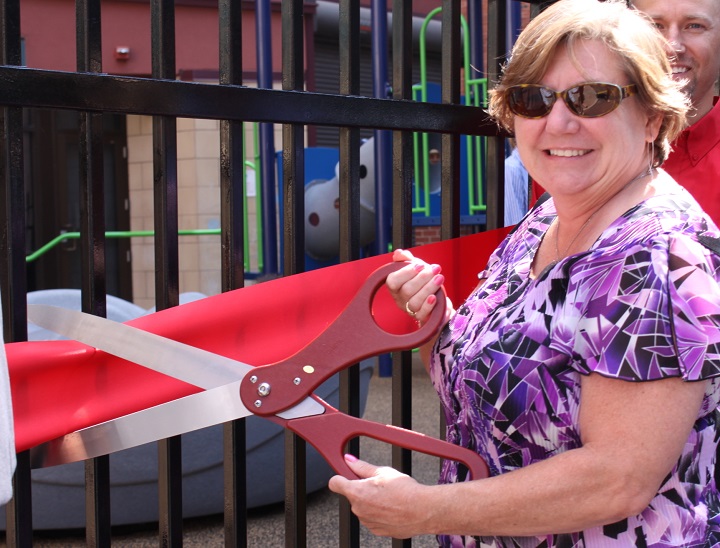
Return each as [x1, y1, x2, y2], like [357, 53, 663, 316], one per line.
[76, 0, 111, 543]
[371, 0, 392, 259]
[150, 0, 182, 545]
[486, 0, 508, 231]
[440, 0, 462, 241]
[218, 0, 248, 545]
[0, 0, 29, 544]
[437, 0, 464, 492]
[281, 0, 307, 544]
[337, 0, 361, 544]
[391, 0, 414, 546]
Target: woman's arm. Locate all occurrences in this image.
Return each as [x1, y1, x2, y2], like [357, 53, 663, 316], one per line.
[329, 374, 708, 539]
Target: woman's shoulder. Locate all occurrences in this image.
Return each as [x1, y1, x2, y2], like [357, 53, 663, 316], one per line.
[601, 190, 719, 254]
[559, 191, 720, 296]
[565, 192, 720, 384]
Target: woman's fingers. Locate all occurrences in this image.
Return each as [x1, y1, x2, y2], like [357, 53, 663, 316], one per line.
[386, 250, 441, 295]
[385, 249, 448, 323]
[328, 455, 424, 539]
[391, 248, 415, 263]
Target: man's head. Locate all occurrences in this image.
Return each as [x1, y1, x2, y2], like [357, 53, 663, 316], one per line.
[632, 0, 720, 122]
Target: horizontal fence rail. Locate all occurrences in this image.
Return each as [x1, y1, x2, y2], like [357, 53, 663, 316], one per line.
[0, 66, 500, 135]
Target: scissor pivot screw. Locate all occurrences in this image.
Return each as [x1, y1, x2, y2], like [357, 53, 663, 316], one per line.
[257, 382, 271, 397]
[294, 377, 301, 385]
[254, 400, 262, 408]
[249, 375, 258, 384]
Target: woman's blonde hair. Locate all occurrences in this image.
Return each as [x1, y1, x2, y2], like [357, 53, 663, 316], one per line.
[487, 0, 689, 165]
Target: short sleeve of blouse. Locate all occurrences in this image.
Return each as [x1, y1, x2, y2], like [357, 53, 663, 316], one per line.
[565, 233, 720, 382]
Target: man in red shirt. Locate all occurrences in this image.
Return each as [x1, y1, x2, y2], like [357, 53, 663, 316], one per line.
[632, 0, 720, 225]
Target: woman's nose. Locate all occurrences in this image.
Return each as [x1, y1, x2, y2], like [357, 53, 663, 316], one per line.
[544, 98, 580, 133]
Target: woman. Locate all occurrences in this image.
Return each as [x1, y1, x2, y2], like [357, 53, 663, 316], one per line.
[328, 0, 720, 545]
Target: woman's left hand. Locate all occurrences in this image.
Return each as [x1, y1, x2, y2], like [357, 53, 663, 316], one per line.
[328, 455, 432, 539]
[386, 249, 454, 326]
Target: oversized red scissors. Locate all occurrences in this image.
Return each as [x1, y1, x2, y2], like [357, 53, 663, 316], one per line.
[26, 262, 489, 481]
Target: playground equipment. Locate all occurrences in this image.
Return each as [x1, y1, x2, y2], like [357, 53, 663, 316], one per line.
[304, 138, 377, 261]
[411, 9, 488, 225]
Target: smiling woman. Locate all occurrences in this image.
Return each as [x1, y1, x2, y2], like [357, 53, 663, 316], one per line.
[329, 1, 720, 546]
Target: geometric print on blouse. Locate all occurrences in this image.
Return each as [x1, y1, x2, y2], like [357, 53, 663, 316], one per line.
[429, 191, 720, 547]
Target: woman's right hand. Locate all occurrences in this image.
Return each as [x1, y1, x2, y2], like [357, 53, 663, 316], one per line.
[385, 249, 454, 327]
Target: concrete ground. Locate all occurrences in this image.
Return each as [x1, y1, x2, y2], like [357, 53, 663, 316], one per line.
[5, 354, 445, 547]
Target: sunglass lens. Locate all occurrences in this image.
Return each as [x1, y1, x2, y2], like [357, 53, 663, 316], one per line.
[508, 86, 554, 118]
[566, 84, 621, 117]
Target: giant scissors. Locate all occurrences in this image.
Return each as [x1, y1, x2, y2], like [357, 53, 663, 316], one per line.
[26, 262, 489, 481]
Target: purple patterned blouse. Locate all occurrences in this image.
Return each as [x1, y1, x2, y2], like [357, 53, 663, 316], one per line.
[430, 191, 720, 547]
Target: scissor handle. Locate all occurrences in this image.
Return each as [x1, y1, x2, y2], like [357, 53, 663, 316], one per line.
[240, 261, 447, 417]
[271, 396, 489, 481]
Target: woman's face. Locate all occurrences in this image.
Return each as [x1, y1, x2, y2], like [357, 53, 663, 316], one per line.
[514, 40, 659, 202]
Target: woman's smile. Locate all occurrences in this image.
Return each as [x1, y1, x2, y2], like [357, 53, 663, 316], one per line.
[546, 149, 592, 157]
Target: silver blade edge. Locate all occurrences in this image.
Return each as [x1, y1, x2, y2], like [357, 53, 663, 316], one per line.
[29, 382, 324, 468]
[27, 304, 249, 389]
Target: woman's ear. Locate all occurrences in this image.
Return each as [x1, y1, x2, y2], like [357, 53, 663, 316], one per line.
[645, 112, 662, 142]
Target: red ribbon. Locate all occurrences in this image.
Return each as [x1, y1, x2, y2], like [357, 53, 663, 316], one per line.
[8, 228, 510, 452]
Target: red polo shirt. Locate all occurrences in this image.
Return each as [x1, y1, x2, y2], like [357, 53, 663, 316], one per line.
[529, 100, 720, 226]
[663, 99, 720, 226]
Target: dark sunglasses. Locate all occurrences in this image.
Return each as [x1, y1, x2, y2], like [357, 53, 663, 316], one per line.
[505, 82, 638, 119]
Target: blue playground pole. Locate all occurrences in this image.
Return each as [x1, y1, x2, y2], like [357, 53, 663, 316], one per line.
[371, 0, 393, 377]
[256, 0, 278, 276]
[508, 0, 522, 51]
[468, 0, 484, 78]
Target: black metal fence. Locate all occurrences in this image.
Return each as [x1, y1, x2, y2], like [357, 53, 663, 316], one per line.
[0, 0, 527, 545]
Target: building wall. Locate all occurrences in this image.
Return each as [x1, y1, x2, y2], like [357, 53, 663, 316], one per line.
[126, 86, 284, 309]
[20, 0, 281, 76]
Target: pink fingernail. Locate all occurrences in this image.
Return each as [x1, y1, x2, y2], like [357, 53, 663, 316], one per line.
[413, 263, 424, 272]
[427, 294, 437, 305]
[431, 264, 441, 275]
[434, 274, 445, 285]
[344, 453, 359, 463]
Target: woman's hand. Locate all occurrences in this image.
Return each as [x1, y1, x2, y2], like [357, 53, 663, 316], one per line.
[328, 455, 433, 539]
[386, 249, 454, 326]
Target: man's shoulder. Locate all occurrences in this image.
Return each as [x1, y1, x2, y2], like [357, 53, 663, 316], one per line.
[690, 98, 720, 130]
[700, 97, 720, 126]
[669, 100, 720, 159]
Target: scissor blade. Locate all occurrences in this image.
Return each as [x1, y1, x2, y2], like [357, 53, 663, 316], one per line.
[28, 381, 325, 468]
[27, 304, 250, 390]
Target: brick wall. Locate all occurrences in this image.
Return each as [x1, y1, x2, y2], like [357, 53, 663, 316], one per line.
[413, 224, 480, 247]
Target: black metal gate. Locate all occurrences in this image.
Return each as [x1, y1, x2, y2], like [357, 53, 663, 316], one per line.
[0, 0, 534, 545]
